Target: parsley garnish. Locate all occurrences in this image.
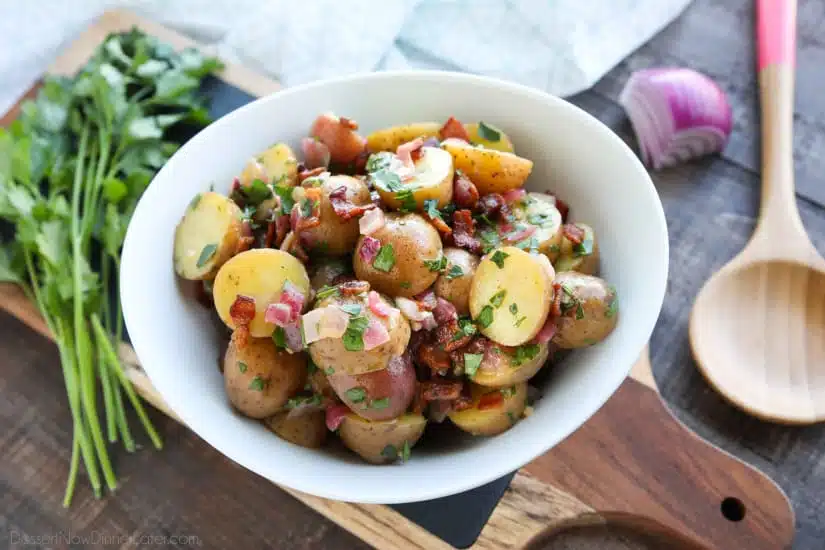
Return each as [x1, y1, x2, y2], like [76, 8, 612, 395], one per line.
[370, 397, 390, 409]
[273, 182, 295, 215]
[381, 444, 398, 461]
[515, 316, 527, 327]
[243, 178, 273, 206]
[477, 305, 494, 328]
[248, 376, 266, 391]
[366, 151, 393, 173]
[237, 361, 248, 373]
[509, 303, 518, 315]
[285, 393, 322, 409]
[399, 281, 412, 289]
[345, 387, 367, 403]
[490, 290, 507, 308]
[339, 304, 362, 316]
[315, 285, 340, 302]
[300, 197, 316, 218]
[343, 315, 369, 351]
[424, 255, 447, 272]
[605, 292, 618, 318]
[576, 303, 585, 320]
[464, 353, 483, 378]
[372, 170, 402, 192]
[424, 198, 442, 221]
[400, 440, 411, 462]
[188, 193, 202, 210]
[573, 230, 594, 257]
[507, 411, 517, 424]
[515, 237, 539, 251]
[477, 121, 501, 142]
[325, 367, 335, 375]
[307, 358, 318, 375]
[511, 344, 540, 367]
[373, 244, 396, 272]
[457, 318, 477, 338]
[396, 189, 417, 212]
[445, 265, 464, 279]
[527, 213, 549, 226]
[490, 250, 509, 268]
[500, 386, 517, 398]
[196, 243, 218, 268]
[548, 243, 561, 253]
[272, 327, 287, 349]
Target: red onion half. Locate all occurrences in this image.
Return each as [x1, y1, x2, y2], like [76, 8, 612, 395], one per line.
[619, 68, 732, 170]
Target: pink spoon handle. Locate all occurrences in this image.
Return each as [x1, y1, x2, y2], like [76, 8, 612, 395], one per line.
[757, 0, 797, 69]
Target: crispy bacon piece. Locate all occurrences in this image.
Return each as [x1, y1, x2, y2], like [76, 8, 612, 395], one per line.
[235, 221, 255, 254]
[418, 343, 451, 374]
[421, 380, 463, 401]
[427, 213, 453, 238]
[554, 196, 570, 223]
[326, 404, 350, 431]
[436, 320, 473, 352]
[477, 391, 504, 410]
[329, 185, 376, 221]
[231, 177, 241, 193]
[453, 383, 474, 411]
[439, 116, 470, 142]
[264, 219, 277, 248]
[338, 280, 370, 296]
[273, 214, 290, 248]
[550, 282, 563, 318]
[287, 235, 309, 263]
[298, 166, 326, 183]
[339, 116, 359, 130]
[453, 172, 479, 210]
[562, 223, 585, 245]
[411, 382, 426, 414]
[477, 193, 505, 219]
[452, 209, 483, 254]
[229, 295, 256, 349]
[291, 188, 322, 231]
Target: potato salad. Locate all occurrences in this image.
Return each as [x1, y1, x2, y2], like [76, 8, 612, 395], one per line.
[173, 114, 619, 464]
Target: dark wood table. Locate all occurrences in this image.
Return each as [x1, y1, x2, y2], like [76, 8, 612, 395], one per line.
[2, 0, 824, 548]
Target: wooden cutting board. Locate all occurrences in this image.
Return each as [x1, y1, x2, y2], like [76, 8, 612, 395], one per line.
[0, 10, 796, 550]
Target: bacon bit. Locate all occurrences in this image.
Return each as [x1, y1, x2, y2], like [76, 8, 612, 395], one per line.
[232, 325, 250, 349]
[298, 166, 326, 183]
[426, 212, 453, 238]
[229, 295, 256, 327]
[502, 189, 526, 203]
[421, 380, 463, 401]
[263, 219, 277, 248]
[553, 196, 570, 223]
[368, 291, 396, 318]
[452, 209, 483, 254]
[453, 172, 479, 210]
[231, 177, 241, 193]
[280, 281, 306, 318]
[532, 316, 558, 344]
[338, 280, 370, 296]
[265, 303, 293, 327]
[453, 394, 474, 411]
[504, 225, 536, 244]
[414, 289, 437, 311]
[359, 207, 385, 235]
[358, 236, 381, 264]
[562, 223, 585, 245]
[439, 116, 470, 141]
[235, 221, 255, 254]
[301, 137, 331, 169]
[363, 319, 390, 351]
[436, 320, 473, 352]
[329, 185, 376, 221]
[418, 344, 451, 374]
[478, 193, 505, 219]
[326, 404, 350, 431]
[411, 384, 426, 415]
[339, 116, 358, 130]
[477, 391, 504, 410]
[273, 214, 290, 248]
[433, 298, 458, 325]
[291, 189, 322, 232]
[550, 282, 563, 317]
[396, 137, 425, 166]
[281, 231, 309, 263]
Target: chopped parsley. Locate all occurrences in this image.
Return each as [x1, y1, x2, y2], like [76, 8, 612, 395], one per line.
[399, 281, 412, 289]
[500, 386, 517, 398]
[248, 376, 266, 391]
[424, 255, 448, 272]
[307, 358, 318, 375]
[196, 243, 218, 268]
[605, 291, 619, 318]
[464, 353, 484, 378]
[325, 366, 335, 375]
[285, 393, 322, 409]
[490, 250, 509, 268]
[457, 317, 477, 338]
[366, 151, 393, 173]
[272, 327, 287, 349]
[573, 230, 594, 257]
[509, 303, 518, 315]
[343, 315, 370, 351]
[299, 197, 317, 218]
[527, 213, 549, 226]
[381, 444, 398, 461]
[477, 121, 501, 142]
[315, 285, 340, 301]
[548, 243, 561, 253]
[339, 303, 362, 316]
[514, 316, 527, 327]
[490, 289, 507, 308]
[370, 397, 390, 409]
[424, 198, 443, 221]
[243, 178, 273, 205]
[576, 303, 585, 320]
[237, 361, 248, 373]
[400, 440, 411, 462]
[478, 227, 501, 253]
[373, 244, 396, 272]
[511, 344, 540, 367]
[559, 284, 578, 314]
[515, 236, 539, 252]
[445, 264, 464, 280]
[507, 411, 517, 424]
[477, 305, 494, 328]
[372, 170, 402, 192]
[273, 182, 295, 215]
[396, 189, 417, 212]
[345, 387, 367, 403]
[188, 193, 202, 210]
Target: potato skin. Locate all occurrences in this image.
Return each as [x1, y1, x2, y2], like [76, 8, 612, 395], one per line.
[353, 213, 443, 298]
[448, 382, 527, 436]
[174, 192, 243, 280]
[299, 175, 372, 255]
[308, 289, 411, 376]
[308, 367, 336, 401]
[327, 354, 416, 421]
[223, 335, 306, 418]
[310, 113, 366, 164]
[434, 247, 479, 315]
[338, 413, 427, 464]
[555, 223, 599, 275]
[441, 139, 532, 195]
[366, 122, 441, 152]
[552, 272, 618, 349]
[472, 342, 550, 388]
[265, 410, 328, 448]
[213, 249, 311, 338]
[375, 147, 454, 211]
[239, 142, 299, 187]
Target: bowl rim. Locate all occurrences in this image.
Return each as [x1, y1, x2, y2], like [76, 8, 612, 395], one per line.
[121, 69, 669, 503]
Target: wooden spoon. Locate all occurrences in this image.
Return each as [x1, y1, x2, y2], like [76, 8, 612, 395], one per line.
[690, 0, 825, 424]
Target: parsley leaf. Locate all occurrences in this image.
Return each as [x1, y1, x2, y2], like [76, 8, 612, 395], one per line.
[237, 361, 248, 373]
[445, 264, 464, 280]
[345, 387, 367, 403]
[248, 376, 267, 391]
[196, 243, 218, 268]
[477, 121, 501, 142]
[272, 327, 287, 349]
[395, 189, 417, 212]
[490, 290, 507, 308]
[605, 291, 618, 318]
[464, 353, 484, 378]
[370, 397, 390, 409]
[509, 303, 518, 315]
[381, 444, 398, 461]
[424, 198, 442, 221]
[373, 244, 396, 272]
[423, 255, 447, 272]
[457, 318, 477, 338]
[339, 303, 362, 316]
[477, 305, 494, 328]
[511, 344, 540, 367]
[399, 281, 411, 289]
[273, 182, 295, 215]
[315, 285, 340, 302]
[285, 393, 322, 409]
[343, 315, 369, 351]
[400, 440, 411, 462]
[576, 303, 585, 320]
[490, 250, 509, 268]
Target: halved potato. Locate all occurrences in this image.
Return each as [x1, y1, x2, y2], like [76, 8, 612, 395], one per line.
[366, 122, 441, 152]
[506, 193, 563, 261]
[338, 413, 427, 464]
[448, 382, 527, 436]
[375, 147, 454, 210]
[441, 139, 532, 195]
[213, 249, 311, 337]
[472, 342, 550, 388]
[239, 142, 299, 187]
[555, 223, 599, 275]
[469, 246, 554, 346]
[327, 354, 416, 421]
[465, 122, 515, 153]
[265, 410, 327, 448]
[174, 191, 243, 280]
[552, 272, 618, 349]
[434, 247, 480, 315]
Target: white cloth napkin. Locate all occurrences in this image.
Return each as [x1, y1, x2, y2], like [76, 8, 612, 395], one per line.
[0, 0, 691, 115]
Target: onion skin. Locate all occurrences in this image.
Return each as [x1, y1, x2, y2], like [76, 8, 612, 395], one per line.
[619, 68, 732, 170]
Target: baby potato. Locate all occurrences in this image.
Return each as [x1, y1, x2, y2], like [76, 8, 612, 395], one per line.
[308, 366, 336, 401]
[310, 257, 351, 291]
[174, 192, 243, 280]
[338, 413, 427, 464]
[223, 335, 306, 418]
[353, 213, 443, 298]
[555, 223, 599, 275]
[213, 249, 311, 338]
[299, 175, 372, 255]
[552, 272, 619, 349]
[448, 382, 527, 436]
[469, 246, 554, 346]
[519, 193, 564, 261]
[327, 354, 416, 421]
[239, 142, 299, 188]
[310, 112, 366, 164]
[464, 122, 515, 153]
[434, 247, 479, 315]
[472, 342, 550, 388]
[265, 410, 327, 449]
[366, 122, 441, 152]
[308, 289, 411, 376]
[441, 139, 532, 195]
[375, 147, 454, 210]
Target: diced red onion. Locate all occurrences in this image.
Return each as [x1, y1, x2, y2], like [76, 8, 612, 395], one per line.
[265, 303, 293, 327]
[368, 291, 396, 318]
[301, 137, 331, 169]
[359, 236, 381, 263]
[325, 404, 350, 431]
[505, 225, 536, 243]
[396, 137, 425, 166]
[422, 137, 440, 148]
[280, 281, 306, 318]
[433, 298, 458, 325]
[414, 289, 437, 311]
[359, 207, 386, 235]
[532, 316, 557, 344]
[502, 189, 526, 203]
[283, 322, 304, 352]
[363, 319, 390, 350]
[396, 296, 435, 331]
[619, 68, 732, 170]
[497, 223, 514, 236]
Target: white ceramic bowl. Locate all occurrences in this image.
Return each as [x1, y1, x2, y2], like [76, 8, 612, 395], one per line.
[121, 71, 668, 504]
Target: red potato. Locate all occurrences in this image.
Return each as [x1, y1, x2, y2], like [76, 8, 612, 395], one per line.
[327, 354, 416, 421]
[310, 113, 366, 164]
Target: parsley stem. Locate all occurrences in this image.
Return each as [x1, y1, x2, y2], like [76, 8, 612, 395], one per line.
[113, 384, 136, 452]
[62, 434, 80, 507]
[99, 251, 118, 443]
